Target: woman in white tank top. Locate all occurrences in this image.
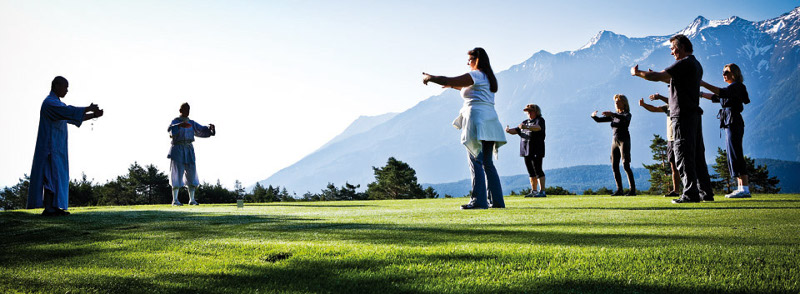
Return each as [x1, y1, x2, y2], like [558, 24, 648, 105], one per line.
[422, 48, 506, 209]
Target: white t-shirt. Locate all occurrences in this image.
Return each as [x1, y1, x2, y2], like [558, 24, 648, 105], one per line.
[460, 70, 494, 104]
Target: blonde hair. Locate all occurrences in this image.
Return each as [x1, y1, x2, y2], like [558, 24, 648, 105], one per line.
[724, 63, 744, 83]
[614, 94, 630, 112]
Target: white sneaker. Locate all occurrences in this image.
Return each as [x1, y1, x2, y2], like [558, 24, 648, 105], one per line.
[189, 200, 199, 205]
[725, 190, 751, 198]
[172, 201, 183, 206]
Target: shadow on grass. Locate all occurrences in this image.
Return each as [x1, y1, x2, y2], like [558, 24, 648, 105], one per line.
[3, 256, 747, 294]
[257, 203, 376, 208]
[513, 205, 800, 211]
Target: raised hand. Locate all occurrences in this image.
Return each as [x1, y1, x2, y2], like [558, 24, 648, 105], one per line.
[639, 98, 645, 106]
[87, 103, 100, 112]
[94, 109, 104, 118]
[601, 111, 613, 117]
[591, 110, 598, 117]
[630, 65, 639, 76]
[422, 72, 433, 85]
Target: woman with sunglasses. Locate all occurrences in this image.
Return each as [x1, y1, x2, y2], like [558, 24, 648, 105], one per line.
[422, 48, 506, 209]
[700, 63, 751, 198]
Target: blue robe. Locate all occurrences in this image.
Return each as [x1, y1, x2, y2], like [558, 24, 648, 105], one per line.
[27, 92, 85, 209]
[167, 117, 213, 165]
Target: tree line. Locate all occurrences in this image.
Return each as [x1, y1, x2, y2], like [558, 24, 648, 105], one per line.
[641, 134, 780, 195]
[1, 157, 438, 210]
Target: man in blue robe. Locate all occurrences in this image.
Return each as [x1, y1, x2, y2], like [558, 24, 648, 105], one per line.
[168, 102, 215, 206]
[27, 76, 104, 216]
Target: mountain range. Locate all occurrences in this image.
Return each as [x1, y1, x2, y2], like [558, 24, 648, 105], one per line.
[258, 7, 800, 194]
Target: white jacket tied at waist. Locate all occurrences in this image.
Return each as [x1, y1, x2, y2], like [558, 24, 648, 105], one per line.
[452, 100, 506, 158]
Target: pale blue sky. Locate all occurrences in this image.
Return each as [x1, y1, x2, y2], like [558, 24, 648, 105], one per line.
[1, 0, 797, 188]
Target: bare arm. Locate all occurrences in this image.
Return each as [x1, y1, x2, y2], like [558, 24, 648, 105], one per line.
[649, 93, 668, 103]
[422, 72, 474, 88]
[700, 80, 721, 95]
[631, 65, 671, 83]
[505, 125, 519, 135]
[638, 98, 664, 113]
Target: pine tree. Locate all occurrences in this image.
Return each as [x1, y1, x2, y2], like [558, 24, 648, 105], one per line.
[746, 158, 781, 193]
[642, 134, 671, 195]
[710, 150, 781, 194]
[711, 148, 735, 194]
[367, 157, 426, 200]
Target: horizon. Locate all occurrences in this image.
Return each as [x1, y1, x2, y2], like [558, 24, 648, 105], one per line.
[1, 1, 798, 189]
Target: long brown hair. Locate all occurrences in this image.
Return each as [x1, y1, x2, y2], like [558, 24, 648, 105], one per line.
[468, 47, 498, 93]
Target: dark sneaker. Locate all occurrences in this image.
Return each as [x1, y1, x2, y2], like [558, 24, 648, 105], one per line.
[534, 191, 546, 197]
[625, 190, 637, 196]
[56, 208, 70, 216]
[523, 192, 535, 198]
[41, 210, 58, 217]
[664, 190, 679, 197]
[610, 190, 624, 196]
[461, 203, 488, 210]
[672, 197, 700, 204]
[489, 205, 505, 209]
[702, 196, 715, 202]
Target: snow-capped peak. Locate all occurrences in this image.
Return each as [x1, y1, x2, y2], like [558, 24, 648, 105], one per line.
[678, 16, 709, 36]
[579, 30, 618, 50]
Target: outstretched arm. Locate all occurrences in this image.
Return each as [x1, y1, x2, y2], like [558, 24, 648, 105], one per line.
[700, 80, 721, 95]
[422, 72, 474, 89]
[638, 98, 664, 113]
[505, 125, 519, 135]
[192, 121, 215, 138]
[631, 65, 671, 83]
[591, 110, 612, 123]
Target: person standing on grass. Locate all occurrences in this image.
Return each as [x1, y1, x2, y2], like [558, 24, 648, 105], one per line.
[631, 34, 714, 203]
[27, 76, 104, 216]
[700, 63, 751, 198]
[505, 104, 546, 198]
[591, 94, 636, 196]
[168, 102, 215, 206]
[639, 94, 681, 197]
[423, 47, 506, 209]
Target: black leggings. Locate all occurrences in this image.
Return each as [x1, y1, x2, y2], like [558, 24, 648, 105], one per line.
[524, 155, 544, 178]
[611, 138, 635, 192]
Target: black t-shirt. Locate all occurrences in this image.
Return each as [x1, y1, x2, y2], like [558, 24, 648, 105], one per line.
[665, 55, 703, 118]
[713, 82, 749, 128]
[515, 117, 545, 157]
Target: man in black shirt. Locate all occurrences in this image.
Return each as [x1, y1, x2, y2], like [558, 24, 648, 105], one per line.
[631, 34, 713, 203]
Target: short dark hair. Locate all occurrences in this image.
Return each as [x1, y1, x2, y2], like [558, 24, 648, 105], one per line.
[669, 34, 693, 54]
[180, 102, 190, 109]
[51, 76, 68, 90]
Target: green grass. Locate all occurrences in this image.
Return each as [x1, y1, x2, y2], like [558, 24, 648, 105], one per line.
[1, 194, 799, 293]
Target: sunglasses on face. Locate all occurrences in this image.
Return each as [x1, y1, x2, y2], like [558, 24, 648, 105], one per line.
[723, 70, 731, 75]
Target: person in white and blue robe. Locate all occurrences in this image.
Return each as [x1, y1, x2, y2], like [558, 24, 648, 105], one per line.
[168, 102, 215, 206]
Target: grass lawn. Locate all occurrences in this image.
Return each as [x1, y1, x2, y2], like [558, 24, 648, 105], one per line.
[1, 194, 799, 293]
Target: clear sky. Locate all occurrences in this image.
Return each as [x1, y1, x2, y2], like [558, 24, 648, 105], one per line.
[1, 0, 797, 189]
